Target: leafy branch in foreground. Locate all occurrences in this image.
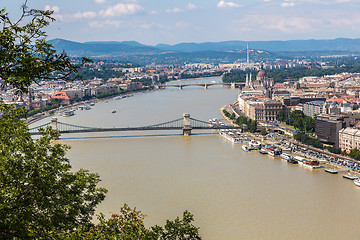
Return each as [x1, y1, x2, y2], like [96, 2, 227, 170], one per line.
[0, 104, 107, 239]
[0, 3, 90, 93]
[67, 204, 201, 240]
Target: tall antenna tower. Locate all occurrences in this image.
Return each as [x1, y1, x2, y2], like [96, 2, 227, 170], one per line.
[247, 43, 249, 64]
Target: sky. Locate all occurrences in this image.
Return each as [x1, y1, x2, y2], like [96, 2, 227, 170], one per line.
[2, 0, 360, 45]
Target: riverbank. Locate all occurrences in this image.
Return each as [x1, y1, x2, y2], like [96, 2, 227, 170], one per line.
[220, 103, 360, 174]
[25, 87, 156, 126]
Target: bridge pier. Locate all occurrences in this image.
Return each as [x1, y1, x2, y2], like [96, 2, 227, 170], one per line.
[178, 85, 183, 90]
[51, 117, 59, 140]
[231, 82, 236, 89]
[204, 84, 208, 89]
[182, 113, 192, 136]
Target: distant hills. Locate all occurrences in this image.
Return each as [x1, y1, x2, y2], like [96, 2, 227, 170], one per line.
[156, 38, 360, 52]
[48, 38, 360, 64]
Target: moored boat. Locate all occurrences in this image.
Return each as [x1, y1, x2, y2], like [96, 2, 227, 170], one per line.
[325, 168, 338, 174]
[287, 158, 298, 164]
[259, 148, 268, 154]
[242, 145, 249, 152]
[343, 173, 359, 180]
[62, 110, 75, 117]
[353, 178, 360, 187]
[248, 140, 261, 150]
[280, 153, 292, 160]
[303, 160, 321, 169]
[111, 109, 116, 113]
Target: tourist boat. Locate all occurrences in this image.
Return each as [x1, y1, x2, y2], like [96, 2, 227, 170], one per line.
[287, 158, 298, 164]
[353, 178, 360, 187]
[78, 105, 91, 110]
[280, 153, 292, 160]
[248, 140, 261, 150]
[325, 168, 338, 174]
[266, 146, 282, 156]
[303, 160, 321, 169]
[259, 148, 268, 154]
[219, 131, 248, 143]
[294, 156, 305, 165]
[111, 109, 116, 113]
[242, 145, 249, 152]
[343, 173, 359, 180]
[62, 110, 75, 117]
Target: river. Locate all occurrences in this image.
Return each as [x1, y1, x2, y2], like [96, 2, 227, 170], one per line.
[31, 76, 360, 240]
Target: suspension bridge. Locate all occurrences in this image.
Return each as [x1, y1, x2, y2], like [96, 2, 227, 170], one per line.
[29, 113, 242, 136]
[157, 82, 245, 90]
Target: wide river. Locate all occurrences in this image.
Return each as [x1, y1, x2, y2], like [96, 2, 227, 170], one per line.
[31, 76, 360, 239]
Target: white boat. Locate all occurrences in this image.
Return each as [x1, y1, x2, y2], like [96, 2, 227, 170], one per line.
[219, 131, 248, 143]
[280, 153, 292, 160]
[249, 140, 261, 150]
[62, 110, 75, 117]
[325, 168, 338, 174]
[259, 148, 268, 154]
[354, 178, 360, 187]
[242, 145, 249, 152]
[343, 173, 359, 180]
[111, 109, 116, 113]
[78, 105, 91, 110]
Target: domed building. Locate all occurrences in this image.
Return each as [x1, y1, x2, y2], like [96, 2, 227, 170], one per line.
[246, 66, 274, 90]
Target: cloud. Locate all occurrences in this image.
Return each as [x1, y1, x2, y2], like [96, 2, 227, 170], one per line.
[217, 1, 242, 8]
[73, 11, 97, 19]
[187, 3, 197, 10]
[44, 5, 60, 13]
[175, 21, 189, 29]
[99, 3, 143, 17]
[233, 15, 317, 34]
[94, 0, 107, 4]
[165, 7, 183, 13]
[281, 1, 296, 7]
[89, 20, 122, 28]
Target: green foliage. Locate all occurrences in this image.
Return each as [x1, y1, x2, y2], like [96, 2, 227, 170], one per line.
[0, 5, 89, 93]
[260, 129, 268, 136]
[235, 116, 258, 133]
[67, 204, 201, 240]
[349, 148, 360, 160]
[0, 104, 107, 239]
[276, 110, 286, 122]
[294, 133, 324, 149]
[137, 77, 153, 86]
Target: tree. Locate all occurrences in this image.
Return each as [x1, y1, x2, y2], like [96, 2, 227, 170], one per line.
[0, 2, 89, 94]
[260, 129, 268, 136]
[67, 204, 201, 240]
[0, 104, 107, 239]
[276, 110, 286, 122]
[349, 148, 360, 160]
[0, 3, 105, 238]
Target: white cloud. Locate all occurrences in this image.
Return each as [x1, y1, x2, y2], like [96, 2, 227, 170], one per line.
[165, 7, 183, 13]
[281, 2, 296, 7]
[44, 5, 60, 13]
[175, 21, 189, 29]
[233, 15, 317, 34]
[73, 11, 97, 19]
[99, 3, 143, 17]
[217, 1, 241, 8]
[94, 0, 107, 4]
[89, 20, 122, 28]
[187, 3, 197, 10]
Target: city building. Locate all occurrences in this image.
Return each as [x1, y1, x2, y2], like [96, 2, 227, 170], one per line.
[315, 114, 350, 147]
[303, 101, 325, 118]
[339, 127, 360, 152]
